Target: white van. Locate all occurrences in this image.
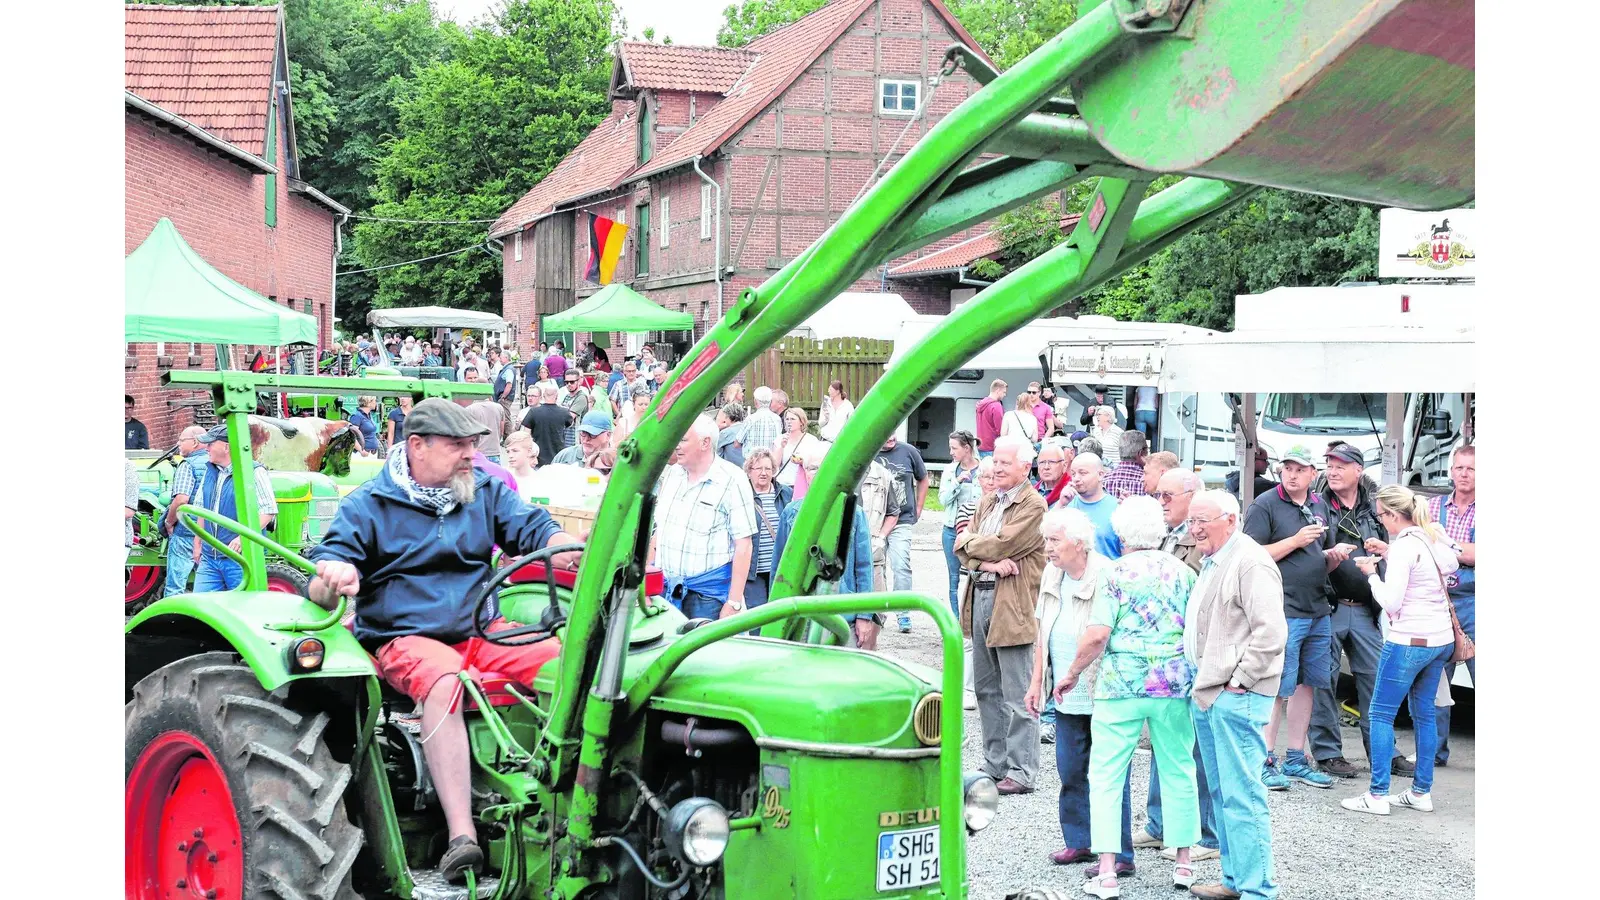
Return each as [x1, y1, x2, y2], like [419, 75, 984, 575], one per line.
[1255, 390, 1465, 486]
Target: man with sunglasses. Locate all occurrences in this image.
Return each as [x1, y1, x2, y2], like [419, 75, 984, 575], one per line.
[1241, 445, 1345, 791]
[557, 369, 590, 449]
[1307, 441, 1410, 780]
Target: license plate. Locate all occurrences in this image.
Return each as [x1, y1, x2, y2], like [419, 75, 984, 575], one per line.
[876, 826, 939, 891]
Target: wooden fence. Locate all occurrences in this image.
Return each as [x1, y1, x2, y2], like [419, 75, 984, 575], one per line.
[741, 336, 893, 413]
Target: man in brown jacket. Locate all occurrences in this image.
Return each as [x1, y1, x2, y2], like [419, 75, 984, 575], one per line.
[1184, 490, 1287, 900]
[955, 435, 1046, 794]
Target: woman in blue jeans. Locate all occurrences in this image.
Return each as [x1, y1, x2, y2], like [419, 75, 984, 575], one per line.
[938, 431, 983, 617]
[1342, 485, 1461, 816]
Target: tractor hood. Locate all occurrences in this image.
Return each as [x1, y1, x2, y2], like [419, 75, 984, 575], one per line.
[639, 637, 939, 747]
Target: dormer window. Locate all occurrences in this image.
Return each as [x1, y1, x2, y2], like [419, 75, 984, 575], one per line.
[879, 79, 919, 116]
[638, 98, 654, 165]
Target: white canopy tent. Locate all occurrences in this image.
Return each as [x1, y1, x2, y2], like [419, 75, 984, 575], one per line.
[367, 306, 509, 330]
[791, 292, 918, 341]
[1158, 326, 1476, 394]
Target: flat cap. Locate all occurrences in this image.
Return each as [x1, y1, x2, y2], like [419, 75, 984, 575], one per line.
[405, 397, 490, 439]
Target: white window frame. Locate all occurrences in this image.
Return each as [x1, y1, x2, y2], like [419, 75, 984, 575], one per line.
[513, 230, 522, 261]
[701, 183, 713, 240]
[616, 206, 626, 225]
[878, 78, 920, 116]
[659, 195, 670, 249]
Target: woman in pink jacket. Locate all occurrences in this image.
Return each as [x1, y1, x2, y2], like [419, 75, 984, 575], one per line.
[1341, 485, 1461, 816]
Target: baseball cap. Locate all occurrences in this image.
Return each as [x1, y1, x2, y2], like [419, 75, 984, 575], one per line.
[1324, 441, 1364, 465]
[405, 398, 490, 439]
[578, 411, 614, 436]
[196, 424, 230, 444]
[1281, 445, 1317, 468]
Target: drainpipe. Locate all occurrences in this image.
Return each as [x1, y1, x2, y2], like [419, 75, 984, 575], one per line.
[330, 211, 348, 359]
[691, 155, 723, 324]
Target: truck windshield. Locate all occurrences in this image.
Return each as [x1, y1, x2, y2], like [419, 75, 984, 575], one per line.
[1261, 392, 1384, 434]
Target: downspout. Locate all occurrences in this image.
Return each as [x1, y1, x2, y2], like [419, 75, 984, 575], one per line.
[691, 156, 723, 324]
[331, 212, 348, 356]
[482, 238, 509, 352]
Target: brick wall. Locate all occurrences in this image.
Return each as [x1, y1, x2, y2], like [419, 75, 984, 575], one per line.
[125, 103, 339, 445]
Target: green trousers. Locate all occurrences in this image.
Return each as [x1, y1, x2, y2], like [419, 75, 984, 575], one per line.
[1089, 697, 1200, 853]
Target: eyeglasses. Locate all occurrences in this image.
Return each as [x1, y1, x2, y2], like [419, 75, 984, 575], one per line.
[1185, 514, 1229, 527]
[1152, 489, 1193, 503]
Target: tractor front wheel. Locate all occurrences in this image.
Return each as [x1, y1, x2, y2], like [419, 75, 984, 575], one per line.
[265, 561, 312, 597]
[126, 565, 165, 614]
[126, 652, 364, 900]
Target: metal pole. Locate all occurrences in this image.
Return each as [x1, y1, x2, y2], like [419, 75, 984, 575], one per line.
[1238, 393, 1258, 509]
[1383, 392, 1406, 484]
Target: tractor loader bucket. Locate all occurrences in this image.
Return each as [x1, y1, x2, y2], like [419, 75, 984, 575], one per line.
[1070, 0, 1473, 210]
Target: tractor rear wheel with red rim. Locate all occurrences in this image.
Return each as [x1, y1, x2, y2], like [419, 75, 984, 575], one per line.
[126, 565, 165, 614]
[264, 561, 312, 598]
[126, 652, 364, 899]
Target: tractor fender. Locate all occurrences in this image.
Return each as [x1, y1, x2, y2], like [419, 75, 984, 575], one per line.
[126, 590, 376, 692]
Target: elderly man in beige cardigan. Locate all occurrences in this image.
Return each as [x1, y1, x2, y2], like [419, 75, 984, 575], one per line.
[955, 434, 1047, 795]
[1184, 490, 1288, 900]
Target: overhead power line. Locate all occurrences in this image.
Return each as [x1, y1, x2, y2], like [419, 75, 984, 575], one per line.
[336, 243, 487, 277]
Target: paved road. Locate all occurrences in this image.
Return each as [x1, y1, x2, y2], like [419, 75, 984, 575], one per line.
[874, 515, 1475, 900]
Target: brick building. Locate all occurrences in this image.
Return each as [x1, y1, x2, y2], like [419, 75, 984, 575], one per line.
[125, 3, 346, 445]
[492, 0, 995, 362]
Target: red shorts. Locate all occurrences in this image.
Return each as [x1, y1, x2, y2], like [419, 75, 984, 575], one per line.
[373, 618, 560, 707]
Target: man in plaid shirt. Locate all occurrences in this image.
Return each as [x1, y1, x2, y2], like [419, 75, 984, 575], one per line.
[191, 425, 278, 592]
[652, 415, 758, 621]
[1102, 430, 1150, 500]
[1427, 444, 1475, 766]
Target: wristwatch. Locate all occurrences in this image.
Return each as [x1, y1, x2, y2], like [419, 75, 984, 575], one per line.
[728, 600, 745, 611]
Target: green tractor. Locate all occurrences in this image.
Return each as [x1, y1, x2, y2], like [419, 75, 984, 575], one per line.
[125, 2, 1472, 898]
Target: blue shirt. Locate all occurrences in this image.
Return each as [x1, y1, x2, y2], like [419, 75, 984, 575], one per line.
[348, 409, 379, 451]
[1069, 492, 1123, 559]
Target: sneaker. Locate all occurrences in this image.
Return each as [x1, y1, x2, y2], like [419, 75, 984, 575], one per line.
[1041, 727, 1056, 745]
[439, 836, 485, 882]
[1161, 846, 1220, 861]
[1390, 755, 1416, 777]
[898, 616, 913, 633]
[1317, 756, 1361, 779]
[1387, 790, 1434, 812]
[1260, 759, 1290, 792]
[1132, 830, 1163, 849]
[1281, 757, 1334, 789]
[1340, 792, 1391, 816]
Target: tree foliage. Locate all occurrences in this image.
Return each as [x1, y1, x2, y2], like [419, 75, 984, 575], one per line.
[717, 0, 829, 47]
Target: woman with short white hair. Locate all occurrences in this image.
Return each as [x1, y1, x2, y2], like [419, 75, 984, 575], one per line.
[1053, 494, 1200, 897]
[1091, 405, 1123, 465]
[1025, 507, 1133, 872]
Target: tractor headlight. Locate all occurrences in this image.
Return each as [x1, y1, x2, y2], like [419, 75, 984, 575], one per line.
[287, 637, 325, 673]
[665, 797, 730, 866]
[962, 772, 999, 832]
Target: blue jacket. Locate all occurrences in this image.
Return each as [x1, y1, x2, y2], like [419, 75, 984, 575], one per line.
[772, 501, 875, 622]
[309, 461, 561, 646]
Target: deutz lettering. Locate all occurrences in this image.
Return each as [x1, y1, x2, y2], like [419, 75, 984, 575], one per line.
[879, 807, 940, 827]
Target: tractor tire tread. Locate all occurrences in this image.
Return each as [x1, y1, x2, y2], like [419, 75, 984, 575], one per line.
[127, 652, 364, 900]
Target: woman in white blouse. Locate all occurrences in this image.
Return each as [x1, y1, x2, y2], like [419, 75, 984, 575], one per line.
[817, 380, 855, 442]
[771, 406, 823, 489]
[1341, 485, 1461, 817]
[1001, 392, 1039, 445]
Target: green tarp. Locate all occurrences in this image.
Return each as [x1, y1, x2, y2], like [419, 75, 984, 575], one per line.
[542, 282, 694, 333]
[125, 218, 320, 345]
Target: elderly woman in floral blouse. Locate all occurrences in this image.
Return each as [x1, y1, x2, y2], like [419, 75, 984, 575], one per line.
[1053, 495, 1200, 899]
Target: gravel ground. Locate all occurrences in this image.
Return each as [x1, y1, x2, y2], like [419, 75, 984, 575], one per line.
[875, 515, 1475, 900]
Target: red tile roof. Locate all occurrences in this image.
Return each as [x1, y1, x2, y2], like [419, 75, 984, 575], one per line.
[615, 42, 754, 94]
[125, 4, 281, 158]
[888, 215, 1080, 278]
[489, 102, 640, 238]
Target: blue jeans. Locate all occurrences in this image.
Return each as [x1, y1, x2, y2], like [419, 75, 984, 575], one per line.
[1369, 641, 1453, 795]
[1435, 592, 1474, 764]
[941, 526, 961, 618]
[164, 535, 196, 596]
[1055, 714, 1133, 863]
[671, 587, 726, 621]
[193, 551, 244, 592]
[1277, 615, 1333, 699]
[887, 522, 914, 628]
[978, 449, 993, 459]
[1192, 691, 1277, 900]
[1133, 409, 1157, 441]
[1145, 743, 1219, 849]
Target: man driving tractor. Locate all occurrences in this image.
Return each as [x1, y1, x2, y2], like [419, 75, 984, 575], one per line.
[306, 398, 581, 882]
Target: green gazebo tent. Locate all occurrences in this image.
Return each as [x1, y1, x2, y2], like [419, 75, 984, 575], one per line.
[542, 283, 694, 334]
[125, 218, 319, 345]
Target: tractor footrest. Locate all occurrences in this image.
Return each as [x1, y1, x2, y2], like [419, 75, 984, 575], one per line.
[410, 868, 499, 900]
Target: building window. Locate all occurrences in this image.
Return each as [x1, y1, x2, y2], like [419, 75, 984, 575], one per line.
[701, 183, 713, 240]
[514, 230, 522, 261]
[659, 195, 670, 249]
[638, 98, 654, 166]
[616, 207, 626, 225]
[879, 79, 920, 116]
[636, 202, 650, 275]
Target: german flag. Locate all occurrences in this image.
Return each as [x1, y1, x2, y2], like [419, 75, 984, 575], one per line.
[585, 213, 628, 284]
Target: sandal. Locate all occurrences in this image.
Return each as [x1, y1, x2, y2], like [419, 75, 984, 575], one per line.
[1173, 864, 1196, 889]
[1083, 875, 1120, 899]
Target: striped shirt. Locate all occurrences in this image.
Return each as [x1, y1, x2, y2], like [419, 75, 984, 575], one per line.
[654, 459, 759, 581]
[742, 408, 782, 456]
[752, 490, 781, 573]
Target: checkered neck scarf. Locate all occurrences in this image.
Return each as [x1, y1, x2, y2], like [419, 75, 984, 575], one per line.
[387, 445, 458, 517]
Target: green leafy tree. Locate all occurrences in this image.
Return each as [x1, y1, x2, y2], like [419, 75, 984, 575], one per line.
[350, 0, 621, 317]
[946, 0, 1079, 69]
[717, 0, 828, 47]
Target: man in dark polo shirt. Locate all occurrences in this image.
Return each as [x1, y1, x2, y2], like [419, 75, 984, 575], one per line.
[1242, 444, 1346, 791]
[1307, 442, 1414, 780]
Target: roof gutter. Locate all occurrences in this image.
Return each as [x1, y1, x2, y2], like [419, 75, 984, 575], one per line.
[691, 154, 723, 327]
[125, 91, 277, 175]
[287, 178, 350, 215]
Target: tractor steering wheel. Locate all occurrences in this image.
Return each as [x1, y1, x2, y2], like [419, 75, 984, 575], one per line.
[469, 543, 585, 646]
